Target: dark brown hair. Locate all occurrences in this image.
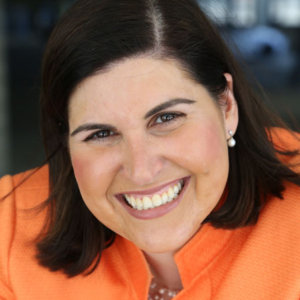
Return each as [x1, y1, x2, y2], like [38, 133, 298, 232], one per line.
[37, 0, 300, 277]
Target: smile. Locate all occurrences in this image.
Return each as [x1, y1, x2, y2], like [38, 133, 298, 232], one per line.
[123, 179, 184, 210]
[115, 177, 190, 220]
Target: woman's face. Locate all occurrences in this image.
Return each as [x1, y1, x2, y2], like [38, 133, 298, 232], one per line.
[68, 57, 238, 254]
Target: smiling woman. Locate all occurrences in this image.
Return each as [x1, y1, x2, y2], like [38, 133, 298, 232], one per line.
[1, 0, 300, 299]
[68, 57, 237, 255]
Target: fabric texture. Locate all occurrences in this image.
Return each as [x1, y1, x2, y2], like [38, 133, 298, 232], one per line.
[0, 128, 300, 300]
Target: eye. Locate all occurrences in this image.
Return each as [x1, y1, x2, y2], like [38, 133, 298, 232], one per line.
[84, 129, 118, 142]
[156, 113, 177, 123]
[149, 112, 186, 127]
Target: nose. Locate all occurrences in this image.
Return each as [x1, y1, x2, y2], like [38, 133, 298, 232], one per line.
[121, 136, 164, 186]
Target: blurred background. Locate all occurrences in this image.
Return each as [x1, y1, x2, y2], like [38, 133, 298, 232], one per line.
[0, 0, 299, 176]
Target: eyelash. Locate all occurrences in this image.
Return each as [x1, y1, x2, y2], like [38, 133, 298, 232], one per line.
[83, 111, 185, 142]
[84, 129, 117, 142]
[148, 111, 185, 127]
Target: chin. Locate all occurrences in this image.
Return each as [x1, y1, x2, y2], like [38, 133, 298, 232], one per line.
[137, 226, 201, 254]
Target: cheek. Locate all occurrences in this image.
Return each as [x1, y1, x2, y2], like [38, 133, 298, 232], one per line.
[70, 150, 119, 199]
[200, 124, 227, 168]
[71, 156, 93, 190]
[169, 121, 227, 171]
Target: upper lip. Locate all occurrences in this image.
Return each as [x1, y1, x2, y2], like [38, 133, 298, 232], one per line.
[115, 176, 188, 197]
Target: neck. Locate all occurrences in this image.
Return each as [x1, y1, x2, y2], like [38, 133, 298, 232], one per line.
[144, 251, 183, 290]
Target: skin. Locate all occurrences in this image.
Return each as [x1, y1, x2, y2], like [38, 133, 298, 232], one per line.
[68, 56, 238, 288]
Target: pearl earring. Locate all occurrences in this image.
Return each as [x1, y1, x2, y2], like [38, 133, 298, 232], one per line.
[227, 130, 236, 147]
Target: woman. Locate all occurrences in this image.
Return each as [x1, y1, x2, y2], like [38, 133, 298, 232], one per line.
[1, 0, 300, 299]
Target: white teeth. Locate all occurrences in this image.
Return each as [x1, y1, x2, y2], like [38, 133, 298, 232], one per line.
[162, 193, 168, 204]
[123, 179, 184, 210]
[124, 195, 131, 204]
[168, 187, 175, 199]
[142, 197, 153, 209]
[173, 185, 179, 194]
[136, 198, 143, 210]
[130, 196, 137, 209]
[152, 194, 162, 207]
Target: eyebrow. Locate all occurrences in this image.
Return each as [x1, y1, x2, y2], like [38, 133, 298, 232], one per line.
[144, 98, 196, 119]
[70, 98, 196, 137]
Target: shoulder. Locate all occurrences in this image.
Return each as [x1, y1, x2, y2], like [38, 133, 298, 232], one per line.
[0, 166, 49, 298]
[266, 128, 300, 229]
[268, 127, 300, 168]
[0, 165, 50, 245]
[0, 164, 49, 191]
[0, 165, 49, 208]
[260, 181, 300, 230]
[251, 181, 300, 274]
[223, 182, 300, 298]
[269, 127, 300, 147]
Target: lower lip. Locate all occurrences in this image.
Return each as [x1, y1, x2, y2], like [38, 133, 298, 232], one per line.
[117, 177, 190, 220]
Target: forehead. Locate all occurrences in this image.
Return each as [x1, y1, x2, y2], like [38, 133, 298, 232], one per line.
[71, 57, 193, 95]
[68, 57, 204, 122]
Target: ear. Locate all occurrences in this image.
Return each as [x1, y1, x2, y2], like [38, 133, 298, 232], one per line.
[219, 73, 239, 138]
